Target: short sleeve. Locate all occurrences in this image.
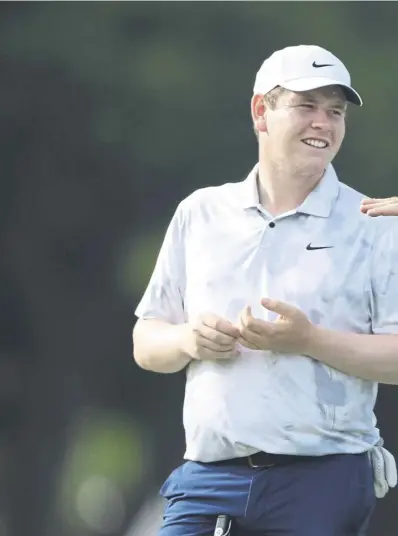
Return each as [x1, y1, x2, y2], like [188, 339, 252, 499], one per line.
[370, 220, 398, 334]
[134, 202, 186, 324]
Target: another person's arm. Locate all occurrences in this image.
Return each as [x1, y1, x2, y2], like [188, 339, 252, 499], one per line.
[361, 196, 398, 217]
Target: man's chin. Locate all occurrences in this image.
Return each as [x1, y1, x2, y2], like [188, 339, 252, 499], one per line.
[294, 156, 330, 177]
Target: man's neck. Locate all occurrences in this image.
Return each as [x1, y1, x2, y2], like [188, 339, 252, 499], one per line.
[257, 159, 324, 216]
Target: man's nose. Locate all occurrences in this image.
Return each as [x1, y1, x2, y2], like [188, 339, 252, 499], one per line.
[311, 108, 332, 129]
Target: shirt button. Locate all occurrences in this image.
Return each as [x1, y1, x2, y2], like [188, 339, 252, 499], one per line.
[269, 221, 276, 228]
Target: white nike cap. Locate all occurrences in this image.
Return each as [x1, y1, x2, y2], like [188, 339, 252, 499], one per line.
[253, 44, 362, 106]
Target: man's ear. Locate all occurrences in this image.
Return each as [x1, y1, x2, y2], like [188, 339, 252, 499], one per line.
[251, 94, 268, 133]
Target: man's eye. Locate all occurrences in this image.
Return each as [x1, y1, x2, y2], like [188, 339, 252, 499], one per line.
[300, 104, 314, 109]
[331, 109, 343, 116]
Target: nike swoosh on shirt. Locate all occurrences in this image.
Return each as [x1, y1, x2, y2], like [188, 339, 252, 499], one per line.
[306, 243, 334, 250]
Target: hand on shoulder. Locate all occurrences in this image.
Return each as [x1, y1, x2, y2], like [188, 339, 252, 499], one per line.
[361, 197, 398, 217]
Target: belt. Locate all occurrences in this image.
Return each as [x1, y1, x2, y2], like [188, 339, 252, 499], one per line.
[210, 451, 321, 469]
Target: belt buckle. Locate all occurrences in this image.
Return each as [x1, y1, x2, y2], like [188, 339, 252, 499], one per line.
[247, 454, 275, 469]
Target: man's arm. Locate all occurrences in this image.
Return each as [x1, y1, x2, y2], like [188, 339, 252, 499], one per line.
[238, 291, 398, 384]
[306, 219, 398, 383]
[239, 301, 398, 383]
[133, 319, 192, 374]
[133, 200, 188, 374]
[306, 328, 398, 384]
[133, 315, 241, 374]
[243, 221, 398, 383]
[133, 313, 239, 373]
[133, 198, 241, 374]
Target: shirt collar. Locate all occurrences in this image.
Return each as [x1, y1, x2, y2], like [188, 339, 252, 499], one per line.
[297, 165, 340, 218]
[239, 163, 340, 218]
[240, 163, 261, 209]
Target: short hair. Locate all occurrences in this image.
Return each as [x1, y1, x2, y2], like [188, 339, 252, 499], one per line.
[253, 86, 286, 138]
[263, 86, 286, 110]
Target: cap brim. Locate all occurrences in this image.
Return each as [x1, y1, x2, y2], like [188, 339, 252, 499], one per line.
[281, 77, 363, 106]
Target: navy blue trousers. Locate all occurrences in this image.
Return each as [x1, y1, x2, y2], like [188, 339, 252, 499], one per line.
[159, 453, 375, 536]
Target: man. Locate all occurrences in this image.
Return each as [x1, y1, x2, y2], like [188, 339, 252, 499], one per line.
[133, 45, 398, 536]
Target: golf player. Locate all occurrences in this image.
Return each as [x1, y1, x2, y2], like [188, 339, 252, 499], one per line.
[133, 45, 398, 535]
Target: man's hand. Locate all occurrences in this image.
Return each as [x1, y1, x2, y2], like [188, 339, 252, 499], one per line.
[237, 298, 314, 354]
[360, 197, 398, 217]
[184, 313, 241, 361]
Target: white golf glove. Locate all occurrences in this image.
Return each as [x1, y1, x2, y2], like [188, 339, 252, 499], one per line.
[368, 438, 397, 498]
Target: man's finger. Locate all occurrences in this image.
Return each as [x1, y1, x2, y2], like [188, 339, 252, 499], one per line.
[240, 317, 266, 335]
[198, 324, 238, 346]
[360, 205, 370, 214]
[196, 340, 240, 360]
[360, 204, 383, 215]
[237, 336, 260, 350]
[361, 201, 392, 210]
[360, 197, 398, 205]
[361, 197, 398, 209]
[197, 335, 237, 353]
[202, 314, 240, 338]
[366, 205, 398, 217]
[360, 197, 384, 205]
[260, 298, 297, 318]
[239, 305, 252, 325]
[238, 320, 271, 344]
[239, 305, 267, 334]
[239, 305, 261, 328]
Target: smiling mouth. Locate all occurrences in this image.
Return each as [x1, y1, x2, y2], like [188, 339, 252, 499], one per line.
[302, 138, 329, 149]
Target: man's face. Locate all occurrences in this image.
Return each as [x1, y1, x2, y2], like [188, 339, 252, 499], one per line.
[255, 86, 347, 174]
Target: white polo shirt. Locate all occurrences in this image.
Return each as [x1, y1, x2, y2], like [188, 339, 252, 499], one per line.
[135, 164, 398, 462]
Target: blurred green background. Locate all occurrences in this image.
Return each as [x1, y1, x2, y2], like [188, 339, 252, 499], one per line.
[1, 2, 398, 536]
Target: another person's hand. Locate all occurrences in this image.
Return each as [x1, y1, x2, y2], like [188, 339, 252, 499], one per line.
[184, 313, 241, 361]
[237, 298, 314, 354]
[360, 197, 398, 217]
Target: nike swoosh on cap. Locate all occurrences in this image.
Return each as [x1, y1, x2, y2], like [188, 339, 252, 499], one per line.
[312, 61, 334, 68]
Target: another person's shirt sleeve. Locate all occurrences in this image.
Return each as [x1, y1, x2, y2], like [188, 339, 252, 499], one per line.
[134, 201, 186, 324]
[370, 219, 398, 334]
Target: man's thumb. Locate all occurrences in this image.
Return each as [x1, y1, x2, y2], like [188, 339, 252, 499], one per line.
[261, 298, 292, 317]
